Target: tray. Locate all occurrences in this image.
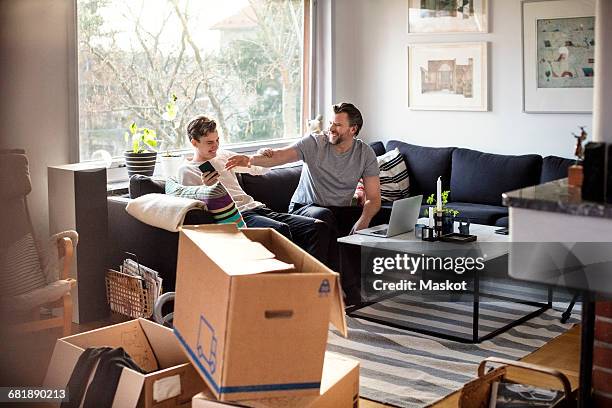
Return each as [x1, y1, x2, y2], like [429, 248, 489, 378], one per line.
[439, 233, 477, 243]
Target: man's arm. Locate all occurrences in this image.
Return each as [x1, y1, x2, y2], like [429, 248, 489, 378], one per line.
[351, 175, 381, 233]
[225, 146, 300, 170]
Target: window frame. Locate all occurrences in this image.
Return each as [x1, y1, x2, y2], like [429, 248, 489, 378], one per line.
[70, 0, 313, 180]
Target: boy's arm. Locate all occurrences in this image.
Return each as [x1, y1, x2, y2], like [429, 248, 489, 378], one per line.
[225, 146, 300, 170]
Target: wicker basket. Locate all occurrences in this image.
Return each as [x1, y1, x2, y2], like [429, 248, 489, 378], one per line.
[105, 269, 155, 318]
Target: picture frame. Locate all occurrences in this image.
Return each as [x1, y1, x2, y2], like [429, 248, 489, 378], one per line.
[408, 42, 488, 111]
[408, 0, 488, 33]
[522, 0, 595, 113]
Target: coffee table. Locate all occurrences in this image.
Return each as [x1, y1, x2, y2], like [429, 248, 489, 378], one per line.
[337, 218, 552, 343]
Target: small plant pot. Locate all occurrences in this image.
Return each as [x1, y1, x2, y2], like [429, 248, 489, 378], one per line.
[124, 151, 157, 177]
[568, 164, 583, 187]
[160, 155, 184, 179]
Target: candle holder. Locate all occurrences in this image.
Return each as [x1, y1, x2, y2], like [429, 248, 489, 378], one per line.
[434, 210, 444, 237]
[421, 226, 436, 242]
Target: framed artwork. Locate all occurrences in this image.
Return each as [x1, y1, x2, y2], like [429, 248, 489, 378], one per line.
[408, 0, 488, 33]
[408, 42, 488, 111]
[522, 0, 595, 113]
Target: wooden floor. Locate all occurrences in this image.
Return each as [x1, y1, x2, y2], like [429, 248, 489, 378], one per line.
[0, 317, 580, 408]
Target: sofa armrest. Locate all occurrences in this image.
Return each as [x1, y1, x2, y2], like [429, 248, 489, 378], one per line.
[107, 196, 214, 291]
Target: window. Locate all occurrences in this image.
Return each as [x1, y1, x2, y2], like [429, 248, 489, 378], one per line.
[77, 0, 309, 161]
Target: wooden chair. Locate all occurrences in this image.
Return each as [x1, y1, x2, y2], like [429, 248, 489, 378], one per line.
[0, 149, 77, 337]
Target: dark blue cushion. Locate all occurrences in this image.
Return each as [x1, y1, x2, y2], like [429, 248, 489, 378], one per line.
[450, 149, 542, 206]
[386, 141, 454, 198]
[239, 164, 302, 212]
[445, 202, 508, 226]
[129, 174, 165, 198]
[369, 141, 386, 157]
[541, 156, 576, 183]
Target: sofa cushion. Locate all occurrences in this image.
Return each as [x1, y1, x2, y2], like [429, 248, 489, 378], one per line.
[377, 148, 410, 202]
[369, 141, 386, 157]
[450, 148, 542, 206]
[386, 141, 454, 197]
[129, 174, 165, 198]
[541, 156, 575, 183]
[239, 164, 302, 212]
[445, 202, 508, 226]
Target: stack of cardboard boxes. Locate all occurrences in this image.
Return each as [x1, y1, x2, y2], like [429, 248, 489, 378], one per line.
[44, 225, 360, 407]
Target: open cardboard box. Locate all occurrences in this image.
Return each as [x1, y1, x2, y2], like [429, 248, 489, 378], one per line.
[173, 225, 348, 401]
[192, 352, 360, 408]
[43, 318, 205, 407]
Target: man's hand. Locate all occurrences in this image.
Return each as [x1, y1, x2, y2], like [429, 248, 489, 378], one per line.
[257, 148, 274, 158]
[350, 218, 370, 235]
[225, 154, 251, 171]
[201, 171, 219, 186]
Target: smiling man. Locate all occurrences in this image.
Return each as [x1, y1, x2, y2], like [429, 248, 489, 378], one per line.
[177, 115, 329, 263]
[226, 102, 381, 271]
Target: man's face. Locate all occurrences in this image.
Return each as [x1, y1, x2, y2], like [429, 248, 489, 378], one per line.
[328, 112, 356, 145]
[192, 131, 219, 160]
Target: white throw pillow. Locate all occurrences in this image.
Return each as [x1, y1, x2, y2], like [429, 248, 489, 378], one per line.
[377, 148, 409, 202]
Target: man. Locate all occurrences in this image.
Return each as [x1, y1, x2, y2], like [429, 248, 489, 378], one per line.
[177, 115, 329, 262]
[226, 102, 381, 275]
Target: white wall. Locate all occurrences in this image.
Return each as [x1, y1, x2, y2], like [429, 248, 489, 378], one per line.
[0, 0, 73, 239]
[332, 0, 593, 158]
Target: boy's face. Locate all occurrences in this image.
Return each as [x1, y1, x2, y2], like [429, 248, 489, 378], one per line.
[192, 131, 219, 160]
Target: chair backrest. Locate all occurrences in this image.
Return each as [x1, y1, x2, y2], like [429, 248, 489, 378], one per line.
[0, 151, 47, 296]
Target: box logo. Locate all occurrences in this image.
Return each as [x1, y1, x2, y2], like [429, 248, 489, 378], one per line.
[196, 315, 218, 374]
[318, 279, 331, 296]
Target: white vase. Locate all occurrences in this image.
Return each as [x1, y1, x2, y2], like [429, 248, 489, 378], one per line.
[160, 155, 184, 179]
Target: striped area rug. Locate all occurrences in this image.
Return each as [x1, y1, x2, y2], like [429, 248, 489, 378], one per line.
[327, 294, 579, 408]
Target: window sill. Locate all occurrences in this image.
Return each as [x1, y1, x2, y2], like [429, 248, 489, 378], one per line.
[98, 138, 300, 186]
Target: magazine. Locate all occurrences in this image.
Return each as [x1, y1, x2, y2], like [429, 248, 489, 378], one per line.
[489, 381, 564, 407]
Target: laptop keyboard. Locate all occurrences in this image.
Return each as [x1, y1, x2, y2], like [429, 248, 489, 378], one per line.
[371, 228, 388, 236]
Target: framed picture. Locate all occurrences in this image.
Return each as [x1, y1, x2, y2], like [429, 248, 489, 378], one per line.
[408, 42, 488, 111]
[408, 0, 488, 33]
[522, 0, 595, 113]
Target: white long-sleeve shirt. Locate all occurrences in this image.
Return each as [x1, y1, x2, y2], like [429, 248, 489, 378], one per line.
[177, 150, 269, 213]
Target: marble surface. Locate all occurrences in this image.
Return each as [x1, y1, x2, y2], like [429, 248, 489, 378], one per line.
[502, 178, 612, 219]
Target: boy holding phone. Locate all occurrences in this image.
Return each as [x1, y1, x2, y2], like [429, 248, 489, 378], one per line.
[177, 115, 330, 264]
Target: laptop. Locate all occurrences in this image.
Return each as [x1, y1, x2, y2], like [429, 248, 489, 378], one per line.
[356, 195, 423, 238]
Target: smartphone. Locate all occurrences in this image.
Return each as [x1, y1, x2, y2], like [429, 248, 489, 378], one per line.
[198, 161, 217, 175]
[494, 227, 509, 235]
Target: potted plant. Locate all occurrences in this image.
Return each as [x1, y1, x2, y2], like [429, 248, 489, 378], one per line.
[124, 123, 158, 177]
[426, 190, 460, 235]
[159, 94, 184, 178]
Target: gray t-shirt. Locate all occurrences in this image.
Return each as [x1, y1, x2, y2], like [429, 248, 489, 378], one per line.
[290, 133, 379, 208]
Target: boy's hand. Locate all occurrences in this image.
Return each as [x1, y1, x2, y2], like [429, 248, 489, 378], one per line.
[201, 171, 219, 186]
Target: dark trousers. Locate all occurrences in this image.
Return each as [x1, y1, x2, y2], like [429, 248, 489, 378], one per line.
[289, 203, 363, 302]
[241, 206, 330, 264]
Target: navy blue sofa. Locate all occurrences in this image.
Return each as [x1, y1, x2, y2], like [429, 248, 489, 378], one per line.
[373, 141, 575, 228]
[107, 140, 574, 290]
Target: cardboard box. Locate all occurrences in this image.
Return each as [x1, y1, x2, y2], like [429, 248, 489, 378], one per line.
[43, 318, 206, 407]
[173, 225, 348, 401]
[192, 352, 360, 407]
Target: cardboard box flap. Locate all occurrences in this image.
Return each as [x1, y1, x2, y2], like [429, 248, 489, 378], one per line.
[330, 275, 348, 337]
[139, 318, 187, 369]
[217, 258, 295, 276]
[62, 319, 159, 372]
[112, 367, 146, 408]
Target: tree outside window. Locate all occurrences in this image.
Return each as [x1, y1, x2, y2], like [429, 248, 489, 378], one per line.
[77, 0, 305, 160]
